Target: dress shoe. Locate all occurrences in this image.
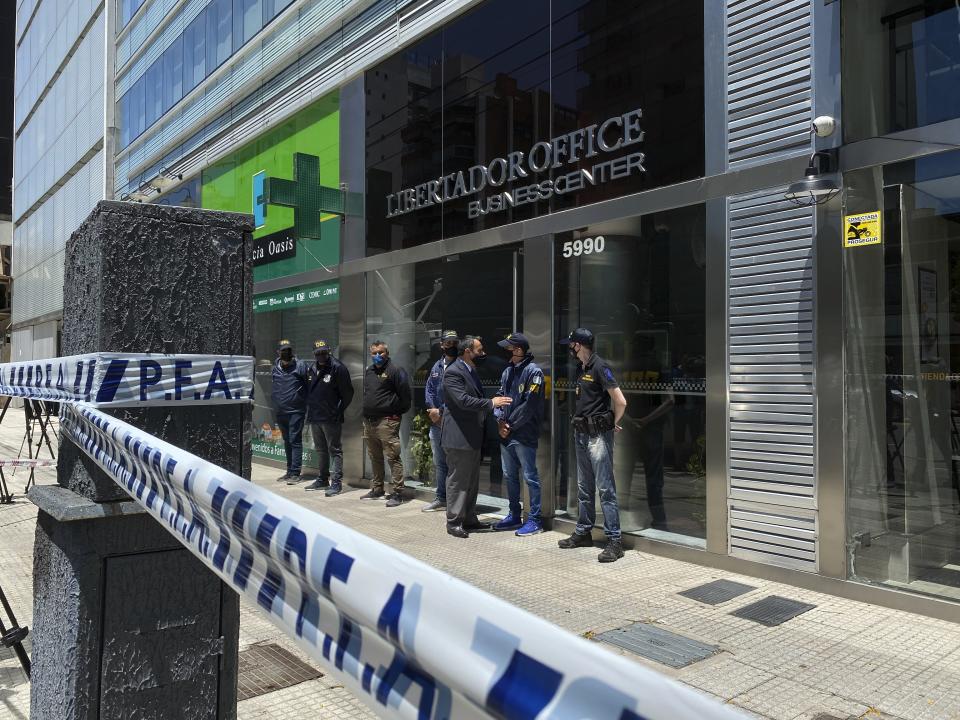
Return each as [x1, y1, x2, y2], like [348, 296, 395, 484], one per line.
[446, 525, 469, 539]
[463, 520, 491, 531]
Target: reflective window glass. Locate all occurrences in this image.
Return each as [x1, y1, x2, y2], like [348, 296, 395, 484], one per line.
[145, 58, 162, 127]
[184, 13, 206, 94]
[163, 35, 184, 113]
[554, 205, 707, 542]
[234, 0, 263, 50]
[207, 0, 234, 73]
[843, 0, 960, 141]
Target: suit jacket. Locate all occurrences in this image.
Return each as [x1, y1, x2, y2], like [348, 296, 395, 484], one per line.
[440, 359, 492, 450]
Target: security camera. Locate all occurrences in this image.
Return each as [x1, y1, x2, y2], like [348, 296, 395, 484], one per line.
[812, 116, 837, 138]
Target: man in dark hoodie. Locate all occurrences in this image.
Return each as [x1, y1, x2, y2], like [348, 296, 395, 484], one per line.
[361, 341, 412, 507]
[492, 333, 545, 536]
[271, 339, 308, 482]
[300, 339, 354, 496]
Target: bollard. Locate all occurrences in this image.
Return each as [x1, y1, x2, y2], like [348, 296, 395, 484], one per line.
[28, 201, 252, 719]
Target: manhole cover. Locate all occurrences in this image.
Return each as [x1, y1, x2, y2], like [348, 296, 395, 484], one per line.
[238, 643, 322, 700]
[679, 579, 756, 605]
[596, 623, 720, 668]
[730, 595, 816, 627]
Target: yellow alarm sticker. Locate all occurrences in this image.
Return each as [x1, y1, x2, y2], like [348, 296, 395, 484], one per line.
[844, 211, 882, 248]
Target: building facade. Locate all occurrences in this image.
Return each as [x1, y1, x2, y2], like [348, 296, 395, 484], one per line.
[12, 0, 960, 619]
[12, 0, 109, 362]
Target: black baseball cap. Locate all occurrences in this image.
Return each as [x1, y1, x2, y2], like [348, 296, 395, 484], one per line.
[497, 332, 530, 351]
[278, 339, 294, 351]
[313, 339, 330, 354]
[560, 328, 594, 347]
[440, 330, 460, 342]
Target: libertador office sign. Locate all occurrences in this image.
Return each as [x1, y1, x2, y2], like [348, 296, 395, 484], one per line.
[385, 109, 646, 220]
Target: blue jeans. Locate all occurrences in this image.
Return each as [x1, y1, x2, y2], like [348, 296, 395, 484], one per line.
[574, 430, 620, 540]
[429, 423, 447, 502]
[276, 411, 305, 475]
[501, 439, 541, 521]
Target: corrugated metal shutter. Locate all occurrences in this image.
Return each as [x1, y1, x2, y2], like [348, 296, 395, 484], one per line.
[726, 0, 813, 167]
[727, 188, 817, 571]
[729, 500, 817, 571]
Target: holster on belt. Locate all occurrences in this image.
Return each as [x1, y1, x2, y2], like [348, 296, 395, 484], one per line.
[573, 411, 614, 436]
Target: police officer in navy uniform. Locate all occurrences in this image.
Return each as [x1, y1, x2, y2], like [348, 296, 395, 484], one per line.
[302, 339, 354, 496]
[422, 330, 460, 513]
[559, 328, 629, 563]
[492, 332, 546, 536]
[271, 339, 308, 482]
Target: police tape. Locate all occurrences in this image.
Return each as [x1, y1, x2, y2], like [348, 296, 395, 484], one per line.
[59, 401, 745, 720]
[0, 353, 253, 406]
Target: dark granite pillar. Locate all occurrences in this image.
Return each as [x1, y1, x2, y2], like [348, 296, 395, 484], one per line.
[29, 201, 253, 720]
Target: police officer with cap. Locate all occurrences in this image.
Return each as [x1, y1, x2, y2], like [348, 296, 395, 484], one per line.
[272, 339, 308, 482]
[492, 332, 545, 536]
[422, 330, 460, 513]
[559, 328, 628, 563]
[302, 339, 354, 495]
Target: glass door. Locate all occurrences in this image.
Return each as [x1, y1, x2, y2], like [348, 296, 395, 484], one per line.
[365, 244, 523, 510]
[846, 151, 960, 600]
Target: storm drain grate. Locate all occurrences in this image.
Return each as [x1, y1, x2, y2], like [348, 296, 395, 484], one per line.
[237, 643, 322, 700]
[678, 579, 756, 605]
[596, 623, 720, 668]
[731, 595, 816, 627]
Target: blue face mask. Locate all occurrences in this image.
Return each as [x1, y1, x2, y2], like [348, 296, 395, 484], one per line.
[372, 353, 386, 365]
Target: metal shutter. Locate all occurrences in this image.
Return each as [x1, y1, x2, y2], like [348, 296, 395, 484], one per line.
[727, 188, 817, 572]
[726, 0, 813, 168]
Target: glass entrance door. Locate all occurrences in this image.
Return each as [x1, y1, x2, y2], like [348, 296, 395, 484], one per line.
[365, 244, 523, 511]
[846, 151, 960, 600]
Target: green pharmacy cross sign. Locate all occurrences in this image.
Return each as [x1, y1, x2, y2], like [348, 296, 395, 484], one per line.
[253, 153, 344, 239]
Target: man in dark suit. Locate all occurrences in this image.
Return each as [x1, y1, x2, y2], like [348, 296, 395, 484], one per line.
[441, 337, 512, 538]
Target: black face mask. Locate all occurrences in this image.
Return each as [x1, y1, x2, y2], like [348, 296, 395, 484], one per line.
[473, 353, 488, 365]
[443, 345, 458, 358]
[315, 353, 330, 365]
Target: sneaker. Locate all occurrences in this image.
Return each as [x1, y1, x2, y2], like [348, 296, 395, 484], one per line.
[493, 512, 523, 532]
[276, 472, 291, 482]
[285, 474, 305, 485]
[598, 539, 624, 563]
[304, 479, 327, 491]
[421, 499, 446, 513]
[558, 531, 593, 549]
[360, 489, 385, 500]
[515, 519, 543, 537]
[385, 494, 403, 507]
[324, 482, 342, 497]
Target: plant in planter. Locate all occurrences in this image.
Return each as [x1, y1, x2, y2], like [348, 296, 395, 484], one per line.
[411, 410, 435, 485]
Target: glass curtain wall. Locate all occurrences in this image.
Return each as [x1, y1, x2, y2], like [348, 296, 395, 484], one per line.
[843, 0, 960, 142]
[846, 151, 960, 601]
[365, 245, 524, 509]
[554, 206, 707, 542]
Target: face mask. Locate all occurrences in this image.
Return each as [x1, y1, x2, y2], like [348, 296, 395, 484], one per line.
[443, 345, 458, 358]
[280, 350, 292, 362]
[472, 353, 488, 365]
[316, 353, 330, 365]
[568, 345, 579, 360]
[372, 353, 386, 365]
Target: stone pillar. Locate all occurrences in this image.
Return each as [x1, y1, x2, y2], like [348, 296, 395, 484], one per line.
[29, 201, 253, 719]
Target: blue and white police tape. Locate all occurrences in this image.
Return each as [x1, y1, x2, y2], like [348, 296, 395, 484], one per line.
[0, 353, 253, 406]
[60, 402, 744, 720]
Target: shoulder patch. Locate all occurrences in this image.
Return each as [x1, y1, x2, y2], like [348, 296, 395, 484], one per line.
[604, 367, 615, 382]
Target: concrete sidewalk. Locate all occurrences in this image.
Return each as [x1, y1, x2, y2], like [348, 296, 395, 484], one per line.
[1, 412, 959, 718]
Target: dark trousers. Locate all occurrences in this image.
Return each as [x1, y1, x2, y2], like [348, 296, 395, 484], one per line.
[276, 411, 305, 475]
[445, 447, 481, 527]
[311, 421, 343, 483]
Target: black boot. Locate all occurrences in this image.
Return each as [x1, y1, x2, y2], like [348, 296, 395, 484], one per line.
[557, 531, 593, 549]
[598, 539, 624, 563]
